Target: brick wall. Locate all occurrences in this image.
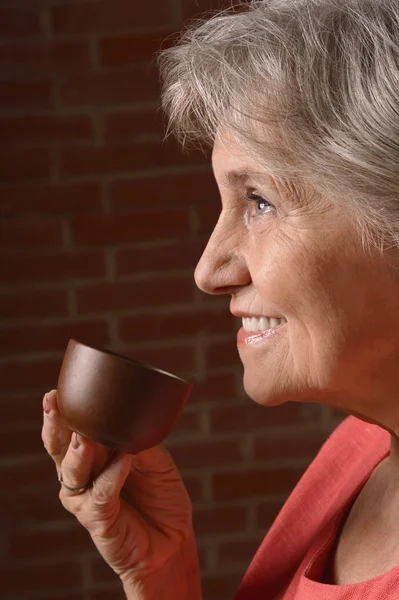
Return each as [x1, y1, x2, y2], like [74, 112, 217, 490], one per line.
[0, 2, 343, 599]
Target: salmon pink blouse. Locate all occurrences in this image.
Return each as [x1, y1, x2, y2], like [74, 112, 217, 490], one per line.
[236, 416, 398, 599]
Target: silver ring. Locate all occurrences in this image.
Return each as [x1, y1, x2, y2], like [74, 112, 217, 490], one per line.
[58, 473, 89, 495]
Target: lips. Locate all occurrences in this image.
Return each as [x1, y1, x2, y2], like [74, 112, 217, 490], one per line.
[235, 314, 287, 348]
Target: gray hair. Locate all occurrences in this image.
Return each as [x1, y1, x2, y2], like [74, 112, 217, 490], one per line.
[159, 0, 399, 249]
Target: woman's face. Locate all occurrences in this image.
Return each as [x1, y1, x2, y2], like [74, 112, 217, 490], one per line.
[195, 132, 399, 427]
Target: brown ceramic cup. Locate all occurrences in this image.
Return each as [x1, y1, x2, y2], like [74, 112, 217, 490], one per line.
[57, 339, 193, 454]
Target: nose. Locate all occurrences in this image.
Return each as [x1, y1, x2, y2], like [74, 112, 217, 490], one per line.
[194, 212, 250, 295]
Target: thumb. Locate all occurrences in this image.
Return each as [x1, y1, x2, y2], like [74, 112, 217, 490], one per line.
[130, 445, 176, 476]
[91, 451, 133, 504]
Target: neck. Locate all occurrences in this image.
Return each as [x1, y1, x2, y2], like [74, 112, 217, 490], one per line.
[375, 433, 399, 488]
[389, 434, 399, 471]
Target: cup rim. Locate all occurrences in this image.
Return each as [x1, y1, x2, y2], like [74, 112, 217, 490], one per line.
[68, 338, 193, 387]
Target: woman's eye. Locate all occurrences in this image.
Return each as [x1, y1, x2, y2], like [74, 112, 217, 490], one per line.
[247, 193, 273, 215]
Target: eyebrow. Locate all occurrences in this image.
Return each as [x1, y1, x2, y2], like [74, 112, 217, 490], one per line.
[223, 168, 271, 187]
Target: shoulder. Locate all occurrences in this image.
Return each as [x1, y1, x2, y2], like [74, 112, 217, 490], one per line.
[271, 415, 389, 558]
[235, 416, 390, 599]
[292, 415, 391, 510]
[317, 415, 390, 466]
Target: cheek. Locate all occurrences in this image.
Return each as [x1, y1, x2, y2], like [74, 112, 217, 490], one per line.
[249, 231, 330, 317]
[249, 233, 349, 373]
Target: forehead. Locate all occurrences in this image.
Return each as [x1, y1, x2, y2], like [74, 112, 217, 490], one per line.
[211, 134, 274, 189]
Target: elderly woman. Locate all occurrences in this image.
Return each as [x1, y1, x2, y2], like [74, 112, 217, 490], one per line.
[42, 0, 399, 598]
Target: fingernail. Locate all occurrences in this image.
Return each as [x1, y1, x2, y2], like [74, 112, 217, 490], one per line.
[43, 393, 51, 414]
[72, 432, 81, 450]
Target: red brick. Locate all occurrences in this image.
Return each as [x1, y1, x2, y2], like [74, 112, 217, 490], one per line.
[205, 340, 240, 369]
[0, 41, 90, 76]
[0, 7, 42, 37]
[109, 171, 217, 211]
[182, 474, 203, 502]
[125, 344, 196, 375]
[105, 109, 163, 140]
[190, 372, 238, 403]
[0, 561, 82, 596]
[196, 201, 221, 234]
[72, 209, 190, 246]
[183, 0, 250, 18]
[217, 537, 262, 567]
[0, 320, 110, 357]
[182, 0, 224, 18]
[0, 218, 64, 249]
[0, 458, 58, 492]
[0, 427, 46, 458]
[168, 439, 241, 469]
[90, 590, 124, 600]
[61, 140, 206, 177]
[116, 238, 206, 276]
[60, 67, 159, 106]
[119, 308, 234, 343]
[172, 410, 200, 435]
[202, 573, 243, 600]
[256, 498, 285, 529]
[51, 595, 84, 600]
[212, 466, 305, 501]
[197, 544, 207, 570]
[0, 288, 68, 320]
[0, 81, 52, 110]
[211, 402, 303, 433]
[0, 249, 105, 284]
[99, 31, 175, 67]
[76, 277, 193, 314]
[0, 357, 61, 391]
[0, 114, 92, 143]
[49, 595, 83, 600]
[193, 505, 247, 536]
[329, 407, 348, 424]
[254, 429, 326, 462]
[90, 557, 121, 585]
[0, 148, 52, 181]
[0, 182, 102, 218]
[202, 294, 232, 308]
[52, 0, 173, 34]
[9, 525, 93, 560]
[1, 485, 71, 526]
[0, 393, 43, 431]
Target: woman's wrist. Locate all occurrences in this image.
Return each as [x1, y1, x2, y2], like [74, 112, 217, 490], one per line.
[121, 535, 202, 600]
[122, 570, 202, 600]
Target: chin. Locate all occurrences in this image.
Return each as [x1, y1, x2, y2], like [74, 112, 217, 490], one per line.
[242, 370, 287, 407]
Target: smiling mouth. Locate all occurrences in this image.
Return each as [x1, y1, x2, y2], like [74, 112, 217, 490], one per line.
[242, 316, 287, 332]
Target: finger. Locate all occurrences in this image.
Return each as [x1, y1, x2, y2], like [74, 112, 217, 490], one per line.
[59, 432, 96, 499]
[130, 445, 175, 475]
[128, 446, 182, 490]
[42, 389, 113, 479]
[121, 446, 174, 500]
[91, 451, 133, 506]
[77, 436, 113, 482]
[125, 446, 191, 530]
[42, 390, 72, 472]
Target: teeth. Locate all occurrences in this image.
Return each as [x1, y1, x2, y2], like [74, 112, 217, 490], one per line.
[242, 316, 285, 332]
[250, 317, 258, 332]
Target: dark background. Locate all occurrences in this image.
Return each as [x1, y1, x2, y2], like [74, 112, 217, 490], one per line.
[0, 1, 343, 598]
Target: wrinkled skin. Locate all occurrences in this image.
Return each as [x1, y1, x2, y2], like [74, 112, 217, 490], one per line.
[42, 129, 399, 595]
[195, 132, 399, 436]
[41, 390, 200, 598]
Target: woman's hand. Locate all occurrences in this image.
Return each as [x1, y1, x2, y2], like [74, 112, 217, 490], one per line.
[41, 389, 202, 600]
